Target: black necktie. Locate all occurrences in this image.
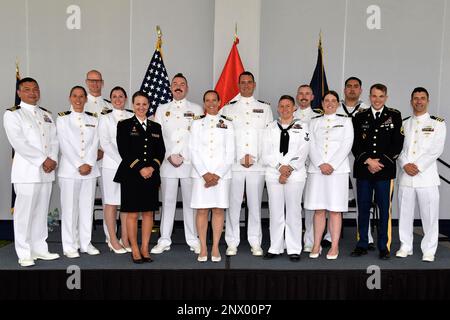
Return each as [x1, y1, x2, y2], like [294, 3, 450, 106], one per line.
[277, 122, 295, 156]
[375, 111, 380, 120]
[142, 121, 147, 131]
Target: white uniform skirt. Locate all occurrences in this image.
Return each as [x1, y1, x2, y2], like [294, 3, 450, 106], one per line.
[191, 177, 231, 209]
[304, 173, 349, 212]
[101, 168, 120, 205]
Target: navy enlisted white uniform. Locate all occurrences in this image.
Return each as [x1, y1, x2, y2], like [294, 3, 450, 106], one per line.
[292, 84, 321, 253]
[151, 73, 203, 255]
[262, 95, 309, 261]
[57, 86, 100, 258]
[220, 71, 273, 256]
[3, 77, 60, 267]
[396, 87, 447, 262]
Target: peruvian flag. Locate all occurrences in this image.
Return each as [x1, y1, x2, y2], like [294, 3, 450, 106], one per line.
[214, 37, 244, 108]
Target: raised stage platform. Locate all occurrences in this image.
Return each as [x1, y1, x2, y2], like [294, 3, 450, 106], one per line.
[1, 223, 450, 301]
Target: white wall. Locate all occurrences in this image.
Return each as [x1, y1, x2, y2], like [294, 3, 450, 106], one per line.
[1, 0, 449, 220]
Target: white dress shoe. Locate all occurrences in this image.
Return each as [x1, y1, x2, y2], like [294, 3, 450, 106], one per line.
[422, 254, 435, 262]
[309, 247, 322, 259]
[190, 245, 201, 254]
[64, 251, 80, 258]
[32, 252, 60, 261]
[119, 239, 132, 253]
[303, 246, 313, 253]
[251, 246, 263, 256]
[81, 244, 100, 255]
[326, 253, 339, 260]
[108, 241, 127, 254]
[150, 243, 170, 254]
[211, 255, 222, 262]
[226, 246, 237, 256]
[395, 249, 413, 258]
[197, 255, 208, 262]
[18, 258, 35, 267]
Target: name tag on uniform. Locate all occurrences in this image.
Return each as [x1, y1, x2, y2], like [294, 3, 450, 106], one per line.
[361, 124, 370, 129]
[333, 125, 343, 128]
[43, 114, 52, 123]
[151, 133, 160, 138]
[422, 127, 434, 132]
[184, 112, 194, 118]
[253, 109, 264, 113]
[85, 124, 96, 128]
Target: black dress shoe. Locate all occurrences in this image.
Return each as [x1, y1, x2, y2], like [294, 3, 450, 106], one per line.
[350, 247, 368, 257]
[321, 239, 332, 248]
[132, 256, 143, 264]
[379, 250, 390, 260]
[142, 256, 153, 263]
[263, 252, 279, 260]
[289, 254, 300, 262]
[368, 243, 376, 251]
[348, 199, 356, 208]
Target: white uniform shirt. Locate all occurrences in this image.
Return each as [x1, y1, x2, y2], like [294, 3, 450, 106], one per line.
[154, 99, 203, 178]
[398, 113, 447, 187]
[220, 96, 273, 172]
[84, 94, 112, 116]
[308, 114, 354, 174]
[262, 119, 310, 182]
[3, 102, 58, 183]
[98, 108, 134, 170]
[293, 106, 322, 123]
[336, 100, 369, 118]
[189, 114, 235, 179]
[56, 110, 100, 179]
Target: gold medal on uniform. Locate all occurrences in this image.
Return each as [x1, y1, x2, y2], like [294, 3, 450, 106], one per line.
[165, 111, 170, 117]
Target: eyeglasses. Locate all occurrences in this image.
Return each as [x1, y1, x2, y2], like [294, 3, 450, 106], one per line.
[86, 79, 103, 83]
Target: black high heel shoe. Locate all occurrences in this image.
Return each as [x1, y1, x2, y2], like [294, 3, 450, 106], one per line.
[141, 251, 153, 263]
[131, 252, 143, 264]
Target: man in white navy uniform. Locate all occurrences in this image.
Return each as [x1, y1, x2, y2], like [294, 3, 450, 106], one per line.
[293, 84, 322, 253]
[151, 73, 203, 254]
[84, 69, 112, 241]
[324, 77, 374, 249]
[396, 87, 446, 262]
[3, 77, 60, 267]
[220, 71, 273, 256]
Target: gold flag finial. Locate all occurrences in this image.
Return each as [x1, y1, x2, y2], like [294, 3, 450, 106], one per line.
[234, 23, 239, 44]
[319, 30, 322, 47]
[15, 58, 20, 80]
[156, 25, 162, 52]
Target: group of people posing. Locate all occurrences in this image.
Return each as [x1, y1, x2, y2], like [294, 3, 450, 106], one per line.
[3, 69, 446, 267]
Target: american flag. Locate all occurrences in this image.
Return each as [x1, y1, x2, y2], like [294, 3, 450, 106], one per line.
[140, 49, 172, 116]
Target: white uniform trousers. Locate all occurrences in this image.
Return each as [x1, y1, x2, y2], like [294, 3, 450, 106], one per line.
[266, 179, 305, 254]
[398, 185, 440, 256]
[13, 182, 52, 260]
[157, 177, 199, 248]
[303, 209, 315, 248]
[59, 177, 96, 253]
[225, 171, 265, 248]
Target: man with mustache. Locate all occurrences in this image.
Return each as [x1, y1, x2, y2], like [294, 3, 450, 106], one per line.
[152, 73, 203, 254]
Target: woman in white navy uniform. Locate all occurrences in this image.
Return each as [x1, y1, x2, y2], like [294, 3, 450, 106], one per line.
[262, 95, 310, 261]
[98, 86, 134, 254]
[189, 90, 235, 262]
[304, 91, 354, 260]
[57, 86, 100, 258]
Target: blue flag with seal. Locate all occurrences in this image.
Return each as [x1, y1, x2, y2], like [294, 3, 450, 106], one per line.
[309, 35, 329, 109]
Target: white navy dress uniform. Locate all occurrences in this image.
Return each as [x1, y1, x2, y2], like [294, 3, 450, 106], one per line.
[57, 109, 100, 257]
[262, 119, 310, 255]
[84, 94, 112, 241]
[189, 114, 235, 208]
[397, 113, 446, 261]
[304, 113, 354, 212]
[3, 102, 59, 266]
[98, 108, 134, 205]
[151, 99, 203, 254]
[220, 96, 273, 255]
[292, 106, 323, 251]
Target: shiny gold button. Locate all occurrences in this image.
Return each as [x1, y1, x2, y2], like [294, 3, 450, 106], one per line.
[144, 159, 147, 161]
[144, 145, 147, 148]
[144, 152, 147, 155]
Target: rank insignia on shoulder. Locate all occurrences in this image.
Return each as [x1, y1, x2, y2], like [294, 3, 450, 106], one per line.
[193, 115, 205, 120]
[403, 116, 411, 121]
[226, 100, 237, 106]
[258, 100, 270, 105]
[312, 108, 324, 114]
[431, 115, 445, 122]
[220, 115, 233, 121]
[58, 111, 71, 116]
[39, 106, 52, 114]
[387, 107, 400, 113]
[101, 109, 113, 115]
[312, 114, 323, 119]
[103, 98, 111, 103]
[85, 111, 98, 118]
[7, 105, 20, 112]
